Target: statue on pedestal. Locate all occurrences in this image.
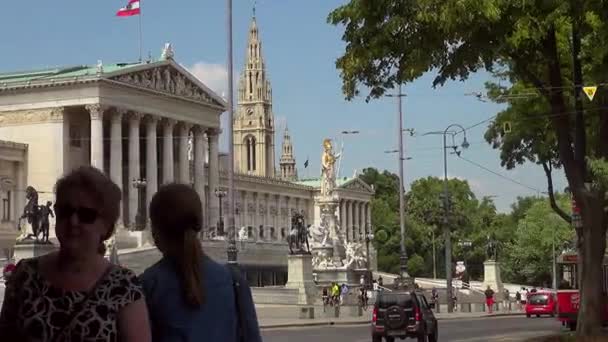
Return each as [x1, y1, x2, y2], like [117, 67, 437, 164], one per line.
[287, 212, 310, 254]
[485, 233, 499, 261]
[17, 186, 51, 244]
[320, 139, 340, 198]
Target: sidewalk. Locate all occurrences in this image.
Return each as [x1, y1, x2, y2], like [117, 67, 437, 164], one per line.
[257, 305, 525, 329]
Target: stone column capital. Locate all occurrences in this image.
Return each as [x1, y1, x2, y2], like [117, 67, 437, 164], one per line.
[179, 122, 194, 131]
[86, 104, 109, 120]
[206, 127, 222, 136]
[114, 107, 129, 116]
[192, 124, 206, 134]
[144, 114, 160, 124]
[127, 112, 144, 123]
[162, 118, 177, 128]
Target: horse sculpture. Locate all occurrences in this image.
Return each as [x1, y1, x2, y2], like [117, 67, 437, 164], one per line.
[287, 212, 310, 255]
[17, 187, 52, 243]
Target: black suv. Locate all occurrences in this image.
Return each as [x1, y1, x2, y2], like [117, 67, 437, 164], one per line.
[371, 290, 438, 342]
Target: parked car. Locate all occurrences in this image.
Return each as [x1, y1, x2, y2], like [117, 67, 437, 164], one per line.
[371, 290, 438, 342]
[526, 291, 556, 318]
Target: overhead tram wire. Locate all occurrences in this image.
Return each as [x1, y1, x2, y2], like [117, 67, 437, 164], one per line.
[455, 154, 542, 193]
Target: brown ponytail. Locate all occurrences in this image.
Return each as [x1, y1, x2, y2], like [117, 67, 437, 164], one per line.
[149, 183, 206, 308]
[177, 229, 205, 308]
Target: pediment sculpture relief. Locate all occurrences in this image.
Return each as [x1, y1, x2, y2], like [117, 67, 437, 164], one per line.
[110, 67, 219, 105]
[344, 180, 368, 192]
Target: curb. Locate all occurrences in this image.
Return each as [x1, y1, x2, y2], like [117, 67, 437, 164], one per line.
[261, 320, 369, 329]
[261, 312, 525, 329]
[436, 312, 525, 321]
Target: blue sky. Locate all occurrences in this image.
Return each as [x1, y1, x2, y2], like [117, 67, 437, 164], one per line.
[0, 0, 567, 212]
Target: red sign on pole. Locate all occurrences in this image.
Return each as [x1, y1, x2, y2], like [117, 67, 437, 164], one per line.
[572, 200, 581, 214]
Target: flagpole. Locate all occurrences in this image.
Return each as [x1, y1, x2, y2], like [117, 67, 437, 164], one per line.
[138, 3, 143, 62]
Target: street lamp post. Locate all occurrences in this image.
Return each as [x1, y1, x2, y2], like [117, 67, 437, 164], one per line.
[225, 0, 237, 266]
[215, 188, 227, 236]
[131, 178, 147, 231]
[431, 229, 437, 279]
[365, 231, 375, 273]
[424, 124, 469, 312]
[442, 124, 468, 313]
[386, 85, 411, 289]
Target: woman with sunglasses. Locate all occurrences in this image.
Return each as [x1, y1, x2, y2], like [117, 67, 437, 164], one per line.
[141, 183, 262, 342]
[0, 166, 151, 341]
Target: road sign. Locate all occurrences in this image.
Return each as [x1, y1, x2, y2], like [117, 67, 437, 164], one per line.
[583, 86, 597, 102]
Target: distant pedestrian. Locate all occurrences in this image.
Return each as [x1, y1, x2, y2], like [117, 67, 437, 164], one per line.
[503, 288, 510, 311]
[485, 286, 495, 314]
[340, 284, 349, 305]
[515, 291, 522, 310]
[378, 276, 383, 287]
[372, 279, 379, 291]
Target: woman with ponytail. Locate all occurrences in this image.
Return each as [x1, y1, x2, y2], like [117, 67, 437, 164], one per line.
[141, 183, 261, 342]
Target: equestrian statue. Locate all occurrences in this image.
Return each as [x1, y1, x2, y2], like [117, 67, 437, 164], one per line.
[287, 211, 311, 255]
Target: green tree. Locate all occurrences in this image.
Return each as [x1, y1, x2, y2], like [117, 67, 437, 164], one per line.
[502, 195, 575, 286]
[359, 168, 400, 273]
[329, 1, 608, 334]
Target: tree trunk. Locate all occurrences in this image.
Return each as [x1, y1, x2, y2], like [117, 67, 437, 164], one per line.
[576, 202, 607, 336]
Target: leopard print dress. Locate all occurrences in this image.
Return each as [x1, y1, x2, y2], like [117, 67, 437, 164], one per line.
[0, 257, 143, 341]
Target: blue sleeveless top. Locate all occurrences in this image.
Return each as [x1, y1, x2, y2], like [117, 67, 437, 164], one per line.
[140, 256, 262, 342]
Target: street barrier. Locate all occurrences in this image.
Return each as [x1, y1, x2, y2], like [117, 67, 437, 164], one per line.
[299, 306, 315, 319]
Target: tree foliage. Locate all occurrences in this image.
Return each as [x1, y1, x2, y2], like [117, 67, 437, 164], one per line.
[332, 1, 608, 334]
[502, 195, 575, 286]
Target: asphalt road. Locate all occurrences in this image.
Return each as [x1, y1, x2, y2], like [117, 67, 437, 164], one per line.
[262, 316, 563, 342]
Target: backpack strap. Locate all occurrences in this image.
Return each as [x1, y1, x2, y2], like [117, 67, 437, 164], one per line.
[228, 265, 247, 342]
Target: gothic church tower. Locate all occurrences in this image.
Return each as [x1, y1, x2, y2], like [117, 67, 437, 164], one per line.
[234, 15, 275, 177]
[279, 126, 298, 181]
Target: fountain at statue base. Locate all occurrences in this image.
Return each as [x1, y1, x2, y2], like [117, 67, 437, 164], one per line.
[310, 195, 368, 286]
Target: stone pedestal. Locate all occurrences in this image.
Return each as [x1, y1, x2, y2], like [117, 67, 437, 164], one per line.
[313, 268, 359, 286]
[13, 242, 58, 262]
[285, 254, 316, 305]
[482, 260, 504, 293]
[0, 221, 18, 252]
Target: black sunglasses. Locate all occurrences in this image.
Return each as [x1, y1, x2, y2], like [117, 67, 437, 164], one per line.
[54, 204, 99, 224]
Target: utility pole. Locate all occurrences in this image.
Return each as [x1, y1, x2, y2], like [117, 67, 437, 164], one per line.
[386, 85, 410, 288]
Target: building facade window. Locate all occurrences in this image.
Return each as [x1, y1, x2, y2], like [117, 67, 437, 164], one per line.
[69, 124, 82, 147]
[2, 194, 10, 222]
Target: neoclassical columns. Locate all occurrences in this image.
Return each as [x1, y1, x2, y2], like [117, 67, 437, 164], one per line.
[193, 125, 206, 230]
[86, 104, 105, 170]
[207, 128, 220, 229]
[162, 119, 176, 184]
[109, 110, 123, 190]
[340, 200, 347, 241]
[366, 202, 372, 237]
[14, 161, 25, 224]
[145, 116, 158, 221]
[178, 123, 191, 184]
[127, 113, 142, 225]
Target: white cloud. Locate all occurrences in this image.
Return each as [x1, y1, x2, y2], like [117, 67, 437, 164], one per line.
[188, 62, 228, 96]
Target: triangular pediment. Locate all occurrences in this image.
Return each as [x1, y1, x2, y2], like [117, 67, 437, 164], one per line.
[339, 177, 374, 193]
[105, 61, 227, 108]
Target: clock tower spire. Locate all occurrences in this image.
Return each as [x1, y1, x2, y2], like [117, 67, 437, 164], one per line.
[234, 15, 275, 177]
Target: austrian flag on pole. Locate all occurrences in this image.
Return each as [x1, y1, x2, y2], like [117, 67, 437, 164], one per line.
[117, 0, 140, 17]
